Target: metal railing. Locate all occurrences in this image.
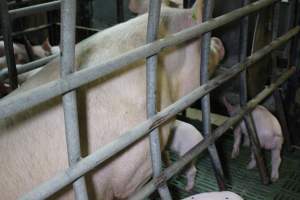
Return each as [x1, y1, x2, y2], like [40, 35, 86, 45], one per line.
[0, 0, 298, 199]
[0, 0, 61, 88]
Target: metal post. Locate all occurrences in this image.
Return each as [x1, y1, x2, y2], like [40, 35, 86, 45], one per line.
[239, 0, 270, 185]
[0, 0, 18, 89]
[271, 1, 293, 151]
[116, 0, 124, 23]
[285, 0, 296, 63]
[200, 0, 225, 190]
[146, 0, 172, 199]
[60, 0, 88, 199]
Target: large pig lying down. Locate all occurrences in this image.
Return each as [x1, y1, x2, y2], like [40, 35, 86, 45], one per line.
[182, 191, 244, 200]
[0, 1, 225, 199]
[223, 96, 283, 182]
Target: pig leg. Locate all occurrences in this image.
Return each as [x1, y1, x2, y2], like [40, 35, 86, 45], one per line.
[184, 162, 197, 191]
[170, 120, 203, 191]
[270, 147, 282, 182]
[243, 134, 250, 147]
[232, 126, 242, 159]
[247, 152, 256, 169]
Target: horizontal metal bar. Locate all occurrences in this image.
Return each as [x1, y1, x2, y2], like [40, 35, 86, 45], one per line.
[19, 28, 298, 199]
[130, 67, 296, 200]
[0, 24, 53, 40]
[0, 53, 59, 81]
[55, 23, 102, 32]
[9, 0, 61, 19]
[0, 0, 284, 120]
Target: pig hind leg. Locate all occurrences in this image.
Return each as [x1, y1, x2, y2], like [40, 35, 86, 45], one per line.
[270, 148, 281, 182]
[184, 162, 197, 191]
[232, 126, 242, 159]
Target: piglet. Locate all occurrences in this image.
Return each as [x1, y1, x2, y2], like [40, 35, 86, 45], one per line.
[223, 96, 283, 182]
[168, 120, 203, 191]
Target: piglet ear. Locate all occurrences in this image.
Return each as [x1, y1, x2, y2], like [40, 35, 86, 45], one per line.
[192, 0, 204, 23]
[211, 37, 225, 62]
[42, 38, 52, 53]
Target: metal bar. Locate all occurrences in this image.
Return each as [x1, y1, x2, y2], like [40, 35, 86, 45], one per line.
[284, 0, 296, 62]
[0, 53, 58, 81]
[271, 1, 293, 151]
[9, 0, 61, 19]
[146, 0, 172, 199]
[0, 0, 18, 89]
[116, 0, 124, 23]
[0, 0, 285, 119]
[200, 0, 225, 190]
[60, 0, 88, 199]
[55, 23, 102, 32]
[0, 24, 53, 41]
[19, 30, 299, 200]
[239, 0, 270, 184]
[130, 67, 296, 200]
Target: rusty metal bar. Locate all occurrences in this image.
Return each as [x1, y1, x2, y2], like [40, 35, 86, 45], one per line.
[130, 67, 295, 200]
[271, 1, 293, 151]
[0, 0, 18, 89]
[19, 28, 299, 200]
[200, 0, 225, 190]
[60, 0, 88, 199]
[239, 0, 270, 184]
[146, 0, 172, 199]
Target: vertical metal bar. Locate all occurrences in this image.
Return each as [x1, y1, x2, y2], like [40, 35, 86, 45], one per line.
[200, 0, 225, 191]
[285, 0, 296, 62]
[0, 0, 18, 89]
[271, 2, 293, 151]
[239, 0, 269, 184]
[60, 1, 88, 199]
[116, 0, 124, 23]
[146, 0, 172, 199]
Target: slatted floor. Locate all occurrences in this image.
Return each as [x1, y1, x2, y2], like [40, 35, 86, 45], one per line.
[164, 134, 300, 200]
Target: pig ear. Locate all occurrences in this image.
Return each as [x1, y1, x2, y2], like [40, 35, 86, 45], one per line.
[42, 38, 52, 53]
[192, 0, 203, 23]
